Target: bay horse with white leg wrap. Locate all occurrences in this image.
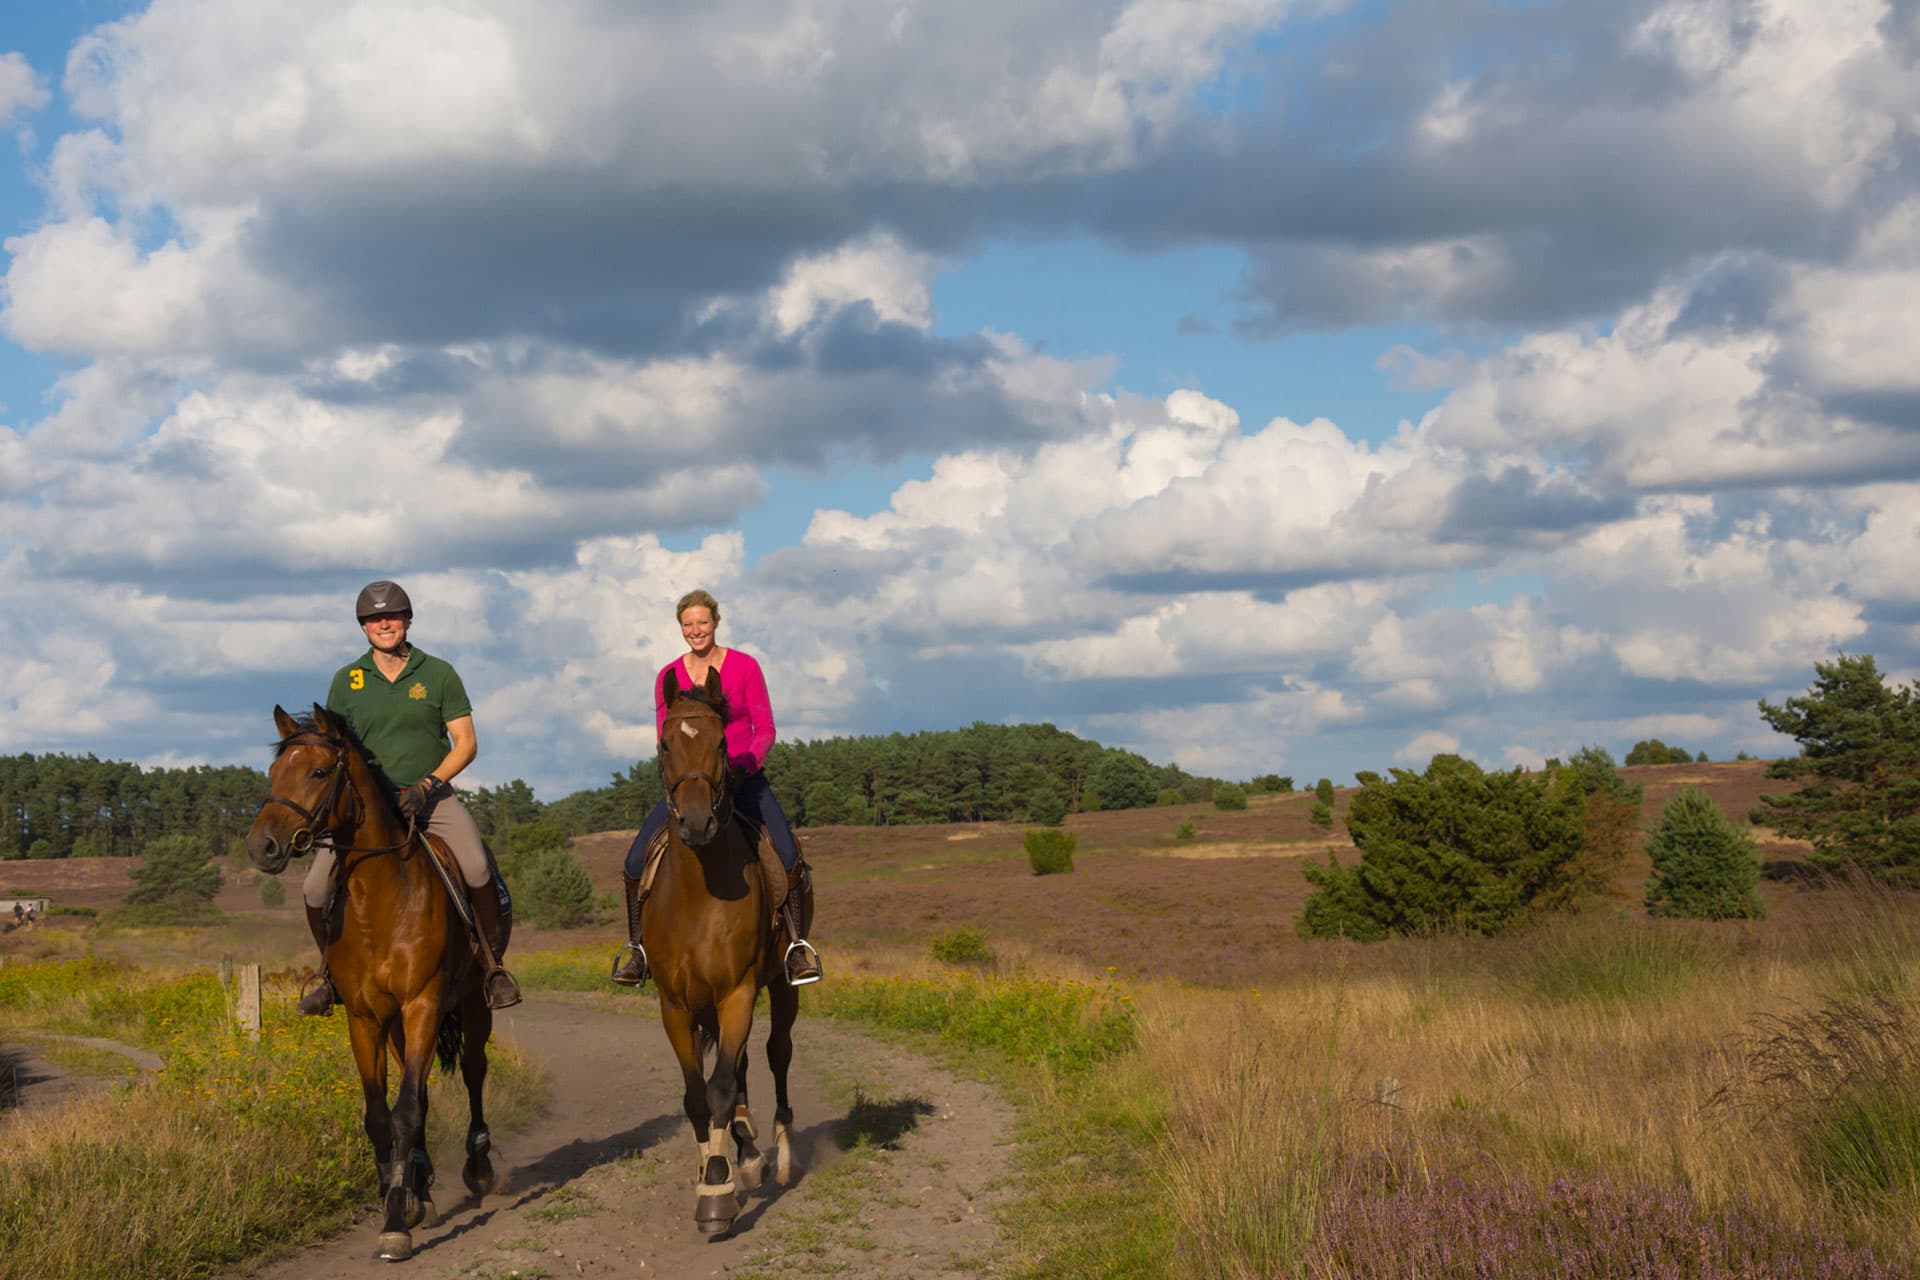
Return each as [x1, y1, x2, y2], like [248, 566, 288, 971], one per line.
[648, 668, 805, 1234]
[244, 704, 505, 1263]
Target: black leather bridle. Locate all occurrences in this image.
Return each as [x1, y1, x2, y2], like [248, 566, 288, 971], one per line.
[259, 731, 412, 856]
[658, 702, 733, 828]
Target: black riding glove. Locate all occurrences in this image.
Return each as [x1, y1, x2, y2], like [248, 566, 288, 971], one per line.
[397, 774, 448, 821]
[726, 763, 750, 794]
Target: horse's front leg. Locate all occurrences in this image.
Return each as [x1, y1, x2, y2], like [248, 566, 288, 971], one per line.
[346, 1014, 394, 1195]
[376, 999, 442, 1262]
[692, 984, 759, 1234]
[659, 1002, 734, 1234]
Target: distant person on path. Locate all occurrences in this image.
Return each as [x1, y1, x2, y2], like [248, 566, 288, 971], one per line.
[296, 580, 521, 1015]
[10, 902, 22, 927]
[611, 589, 822, 987]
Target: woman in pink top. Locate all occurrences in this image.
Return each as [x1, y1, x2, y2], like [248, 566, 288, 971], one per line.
[611, 589, 822, 987]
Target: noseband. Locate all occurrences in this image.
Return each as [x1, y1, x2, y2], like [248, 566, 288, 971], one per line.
[659, 704, 732, 827]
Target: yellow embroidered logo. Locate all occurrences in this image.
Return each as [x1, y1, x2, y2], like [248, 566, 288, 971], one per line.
[409, 682, 427, 700]
[349, 669, 365, 691]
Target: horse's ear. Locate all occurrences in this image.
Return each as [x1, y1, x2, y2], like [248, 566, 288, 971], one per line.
[704, 668, 722, 701]
[311, 703, 333, 734]
[273, 705, 299, 738]
[663, 669, 681, 703]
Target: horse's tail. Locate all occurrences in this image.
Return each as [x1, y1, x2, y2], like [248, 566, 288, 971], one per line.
[436, 1006, 464, 1075]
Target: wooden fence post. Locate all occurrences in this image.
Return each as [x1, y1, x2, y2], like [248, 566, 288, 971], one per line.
[235, 963, 262, 1041]
[220, 952, 234, 988]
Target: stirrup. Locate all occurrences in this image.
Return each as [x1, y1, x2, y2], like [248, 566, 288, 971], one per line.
[610, 941, 650, 986]
[485, 967, 523, 1010]
[296, 973, 336, 1017]
[783, 939, 823, 986]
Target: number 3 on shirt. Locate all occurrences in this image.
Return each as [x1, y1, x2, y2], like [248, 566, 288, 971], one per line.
[350, 669, 365, 690]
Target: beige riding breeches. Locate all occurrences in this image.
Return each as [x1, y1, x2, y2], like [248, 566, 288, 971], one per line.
[302, 794, 491, 909]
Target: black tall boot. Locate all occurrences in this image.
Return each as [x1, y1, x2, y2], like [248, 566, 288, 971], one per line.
[468, 879, 522, 1010]
[610, 876, 649, 986]
[782, 863, 822, 986]
[296, 904, 336, 1016]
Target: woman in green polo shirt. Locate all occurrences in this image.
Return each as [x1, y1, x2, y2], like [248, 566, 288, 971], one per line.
[296, 580, 521, 1014]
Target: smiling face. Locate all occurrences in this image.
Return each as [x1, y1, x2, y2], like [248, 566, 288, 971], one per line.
[679, 604, 717, 657]
[361, 610, 410, 655]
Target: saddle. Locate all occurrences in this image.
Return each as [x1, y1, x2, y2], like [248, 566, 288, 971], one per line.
[635, 818, 809, 941]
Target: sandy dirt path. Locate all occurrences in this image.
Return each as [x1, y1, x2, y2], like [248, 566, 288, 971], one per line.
[235, 992, 1015, 1280]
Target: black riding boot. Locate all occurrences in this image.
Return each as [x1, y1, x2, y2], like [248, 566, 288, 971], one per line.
[296, 904, 336, 1016]
[782, 864, 822, 986]
[468, 880, 522, 1010]
[610, 876, 649, 986]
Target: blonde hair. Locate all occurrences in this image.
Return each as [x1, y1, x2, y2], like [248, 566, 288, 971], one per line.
[675, 589, 721, 623]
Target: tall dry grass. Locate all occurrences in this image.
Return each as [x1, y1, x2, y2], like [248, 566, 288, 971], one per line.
[1132, 886, 1920, 1277]
[0, 958, 546, 1280]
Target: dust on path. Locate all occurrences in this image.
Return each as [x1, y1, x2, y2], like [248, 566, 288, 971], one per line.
[235, 992, 1015, 1279]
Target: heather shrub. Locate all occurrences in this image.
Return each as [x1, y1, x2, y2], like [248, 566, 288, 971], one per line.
[930, 926, 992, 966]
[1213, 783, 1247, 811]
[1309, 800, 1334, 830]
[1646, 788, 1764, 920]
[258, 876, 286, 908]
[1025, 828, 1076, 875]
[1174, 820, 1197, 840]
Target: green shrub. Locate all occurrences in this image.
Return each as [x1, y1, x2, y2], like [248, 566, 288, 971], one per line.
[1315, 778, 1336, 805]
[516, 845, 597, 929]
[1309, 800, 1334, 830]
[1175, 820, 1197, 840]
[1157, 788, 1184, 807]
[1645, 787, 1764, 919]
[1090, 753, 1159, 810]
[118, 835, 223, 924]
[1298, 755, 1587, 940]
[1626, 738, 1698, 765]
[1251, 774, 1294, 794]
[930, 926, 992, 965]
[1028, 781, 1070, 827]
[1213, 783, 1248, 811]
[1026, 829, 1077, 875]
[496, 822, 571, 881]
[48, 905, 96, 918]
[259, 877, 286, 908]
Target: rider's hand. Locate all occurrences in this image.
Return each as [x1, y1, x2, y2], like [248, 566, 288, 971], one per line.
[397, 774, 446, 821]
[726, 762, 750, 794]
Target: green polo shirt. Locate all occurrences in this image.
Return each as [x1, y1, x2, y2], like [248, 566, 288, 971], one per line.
[325, 646, 473, 790]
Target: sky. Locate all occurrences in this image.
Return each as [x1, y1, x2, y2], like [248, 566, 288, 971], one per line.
[2, 0, 1917, 798]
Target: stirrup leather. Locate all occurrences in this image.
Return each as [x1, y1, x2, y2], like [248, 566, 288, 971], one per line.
[783, 938, 822, 986]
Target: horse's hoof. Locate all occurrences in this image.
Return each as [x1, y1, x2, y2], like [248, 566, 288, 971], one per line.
[414, 1197, 437, 1229]
[695, 1217, 731, 1236]
[376, 1231, 413, 1262]
[695, 1186, 739, 1234]
[463, 1156, 497, 1198]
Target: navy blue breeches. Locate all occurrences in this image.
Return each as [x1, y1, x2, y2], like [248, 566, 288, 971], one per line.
[624, 770, 799, 880]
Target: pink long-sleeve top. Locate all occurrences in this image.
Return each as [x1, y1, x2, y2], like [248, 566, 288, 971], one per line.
[654, 649, 776, 774]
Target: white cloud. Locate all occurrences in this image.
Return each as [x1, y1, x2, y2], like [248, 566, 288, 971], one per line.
[0, 51, 48, 130]
[1396, 730, 1461, 767]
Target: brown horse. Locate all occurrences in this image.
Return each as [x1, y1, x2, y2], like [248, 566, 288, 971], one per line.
[648, 669, 805, 1234]
[244, 704, 503, 1263]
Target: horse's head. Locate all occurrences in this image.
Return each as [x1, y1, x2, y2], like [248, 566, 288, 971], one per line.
[245, 703, 366, 874]
[658, 668, 733, 847]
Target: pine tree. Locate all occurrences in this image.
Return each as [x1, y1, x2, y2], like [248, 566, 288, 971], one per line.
[1645, 788, 1764, 919]
[1753, 654, 1920, 883]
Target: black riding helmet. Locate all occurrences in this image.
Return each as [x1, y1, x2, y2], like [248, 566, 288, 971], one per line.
[354, 580, 414, 622]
